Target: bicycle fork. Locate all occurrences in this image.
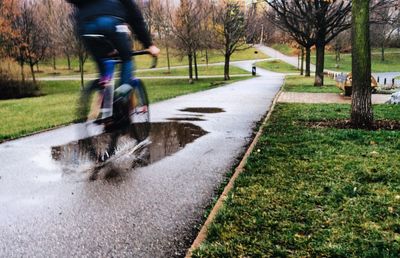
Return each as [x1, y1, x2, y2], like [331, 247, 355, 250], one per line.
[99, 59, 116, 119]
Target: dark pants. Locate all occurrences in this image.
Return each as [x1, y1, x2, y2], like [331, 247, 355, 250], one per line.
[79, 16, 133, 85]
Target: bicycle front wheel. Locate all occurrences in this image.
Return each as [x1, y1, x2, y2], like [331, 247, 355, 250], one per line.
[128, 79, 150, 141]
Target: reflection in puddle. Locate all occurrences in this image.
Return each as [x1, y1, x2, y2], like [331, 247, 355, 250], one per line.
[51, 122, 208, 179]
[179, 107, 225, 113]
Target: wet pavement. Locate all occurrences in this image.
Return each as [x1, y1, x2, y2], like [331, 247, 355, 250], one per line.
[51, 122, 208, 181]
[0, 66, 283, 257]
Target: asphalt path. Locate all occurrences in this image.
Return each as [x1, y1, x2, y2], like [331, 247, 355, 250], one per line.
[0, 63, 283, 257]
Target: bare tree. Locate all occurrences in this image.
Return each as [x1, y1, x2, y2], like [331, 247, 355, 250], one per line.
[11, 0, 50, 84]
[246, 0, 270, 45]
[214, 0, 249, 80]
[191, 0, 216, 79]
[74, 37, 89, 89]
[40, 0, 60, 71]
[266, 1, 316, 77]
[138, 0, 154, 35]
[313, 1, 351, 86]
[56, 1, 76, 70]
[330, 30, 351, 69]
[172, 0, 201, 83]
[267, 0, 351, 85]
[370, 1, 399, 61]
[152, 0, 174, 73]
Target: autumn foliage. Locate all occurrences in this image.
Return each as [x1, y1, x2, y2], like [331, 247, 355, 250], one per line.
[0, 0, 43, 98]
[0, 0, 21, 57]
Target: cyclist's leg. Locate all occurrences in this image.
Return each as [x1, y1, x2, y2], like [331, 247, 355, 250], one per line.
[80, 17, 118, 119]
[105, 22, 134, 85]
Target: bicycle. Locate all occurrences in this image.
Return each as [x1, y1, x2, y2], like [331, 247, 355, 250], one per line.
[78, 37, 157, 171]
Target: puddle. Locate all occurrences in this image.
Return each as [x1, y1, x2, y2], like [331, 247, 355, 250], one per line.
[167, 117, 205, 122]
[51, 122, 208, 179]
[179, 107, 225, 113]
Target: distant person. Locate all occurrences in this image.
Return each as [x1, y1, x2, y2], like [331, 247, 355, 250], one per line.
[66, 0, 160, 118]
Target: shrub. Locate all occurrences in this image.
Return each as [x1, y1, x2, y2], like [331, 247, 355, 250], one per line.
[0, 73, 41, 100]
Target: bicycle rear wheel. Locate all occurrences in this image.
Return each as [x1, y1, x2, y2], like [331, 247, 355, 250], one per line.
[128, 79, 150, 141]
[79, 80, 120, 163]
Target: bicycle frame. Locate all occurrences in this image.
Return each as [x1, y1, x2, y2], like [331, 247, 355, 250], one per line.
[83, 48, 157, 124]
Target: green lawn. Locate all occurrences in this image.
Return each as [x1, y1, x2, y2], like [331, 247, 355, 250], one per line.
[270, 44, 400, 73]
[136, 65, 249, 77]
[0, 77, 251, 141]
[256, 59, 299, 73]
[283, 75, 341, 93]
[193, 103, 400, 257]
[320, 51, 400, 73]
[36, 46, 267, 78]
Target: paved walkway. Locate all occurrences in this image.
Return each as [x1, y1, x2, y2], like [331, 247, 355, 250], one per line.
[0, 62, 283, 257]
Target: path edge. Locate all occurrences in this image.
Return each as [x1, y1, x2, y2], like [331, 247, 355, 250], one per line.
[185, 86, 284, 257]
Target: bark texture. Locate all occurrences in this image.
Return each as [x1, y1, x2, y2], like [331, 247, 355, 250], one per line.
[351, 0, 373, 129]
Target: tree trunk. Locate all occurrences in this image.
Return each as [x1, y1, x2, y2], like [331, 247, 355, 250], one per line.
[351, 0, 373, 129]
[29, 63, 36, 85]
[205, 49, 209, 68]
[314, 42, 325, 86]
[381, 43, 385, 62]
[305, 47, 311, 77]
[79, 56, 84, 89]
[67, 53, 71, 70]
[20, 62, 25, 83]
[166, 42, 171, 74]
[53, 54, 57, 70]
[300, 47, 304, 76]
[224, 53, 231, 80]
[194, 51, 198, 80]
[298, 52, 300, 70]
[188, 53, 193, 84]
[336, 49, 341, 64]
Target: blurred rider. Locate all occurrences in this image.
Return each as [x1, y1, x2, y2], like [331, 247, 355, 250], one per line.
[66, 0, 160, 119]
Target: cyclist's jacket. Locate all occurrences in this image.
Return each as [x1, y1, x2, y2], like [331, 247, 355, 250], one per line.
[66, 0, 152, 48]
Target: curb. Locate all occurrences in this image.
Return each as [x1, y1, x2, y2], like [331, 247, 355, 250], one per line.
[185, 87, 284, 257]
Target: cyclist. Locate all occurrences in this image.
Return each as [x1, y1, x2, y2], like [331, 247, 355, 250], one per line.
[66, 0, 160, 119]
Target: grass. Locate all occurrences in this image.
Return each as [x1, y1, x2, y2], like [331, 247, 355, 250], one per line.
[283, 75, 341, 93]
[270, 44, 400, 73]
[135, 65, 249, 77]
[256, 59, 299, 73]
[0, 76, 251, 141]
[193, 103, 400, 257]
[34, 46, 267, 78]
[321, 51, 400, 73]
[145, 77, 249, 103]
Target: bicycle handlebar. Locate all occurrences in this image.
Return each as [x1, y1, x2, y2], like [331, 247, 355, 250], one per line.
[109, 50, 157, 69]
[131, 50, 158, 69]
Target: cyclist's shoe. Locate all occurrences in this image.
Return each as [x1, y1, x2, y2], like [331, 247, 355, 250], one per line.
[133, 105, 148, 114]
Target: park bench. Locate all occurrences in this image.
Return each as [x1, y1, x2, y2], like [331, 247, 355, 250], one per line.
[335, 73, 377, 96]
